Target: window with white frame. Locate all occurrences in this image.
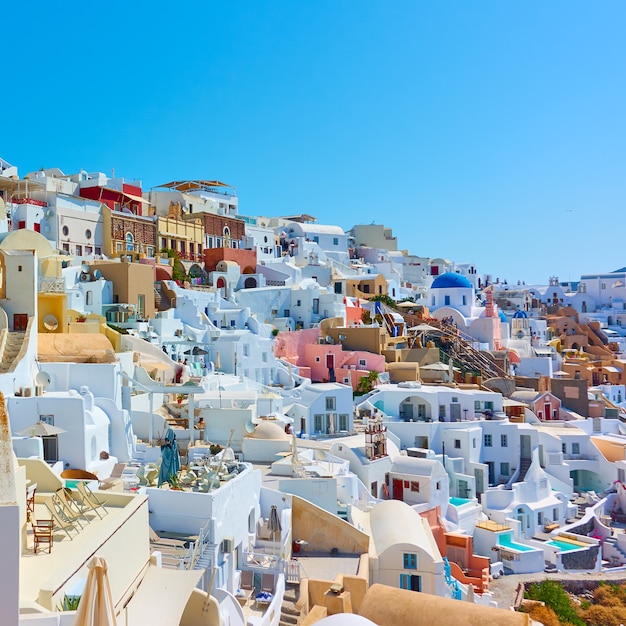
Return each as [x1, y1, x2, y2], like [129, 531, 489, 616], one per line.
[484, 434, 492, 447]
[326, 397, 336, 411]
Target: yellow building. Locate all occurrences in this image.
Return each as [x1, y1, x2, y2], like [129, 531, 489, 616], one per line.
[156, 211, 204, 264]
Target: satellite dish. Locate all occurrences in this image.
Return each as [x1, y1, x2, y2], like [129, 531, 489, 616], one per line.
[81, 262, 90, 273]
[36, 371, 51, 389]
[339, 334, 346, 341]
[93, 269, 103, 280]
[326, 335, 333, 344]
[244, 420, 255, 434]
[43, 314, 59, 331]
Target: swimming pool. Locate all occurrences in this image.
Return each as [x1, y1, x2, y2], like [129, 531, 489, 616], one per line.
[449, 497, 471, 507]
[498, 535, 536, 552]
[546, 539, 582, 552]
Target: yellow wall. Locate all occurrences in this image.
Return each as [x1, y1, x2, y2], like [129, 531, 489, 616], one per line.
[37, 293, 65, 334]
[156, 216, 204, 248]
[292, 495, 369, 554]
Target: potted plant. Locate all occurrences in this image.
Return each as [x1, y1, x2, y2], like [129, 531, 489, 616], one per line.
[176, 393, 184, 404]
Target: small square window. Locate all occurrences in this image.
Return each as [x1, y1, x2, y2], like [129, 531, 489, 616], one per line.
[403, 553, 417, 569]
[501, 434, 508, 447]
[410, 481, 420, 493]
[454, 439, 461, 449]
[484, 434, 492, 447]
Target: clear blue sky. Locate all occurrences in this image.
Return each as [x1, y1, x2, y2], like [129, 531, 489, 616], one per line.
[4, 2, 626, 284]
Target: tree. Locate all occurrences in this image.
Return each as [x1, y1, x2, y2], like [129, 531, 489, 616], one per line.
[161, 248, 187, 282]
[356, 370, 380, 395]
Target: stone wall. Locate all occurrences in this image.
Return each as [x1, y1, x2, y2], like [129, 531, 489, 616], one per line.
[561, 545, 599, 571]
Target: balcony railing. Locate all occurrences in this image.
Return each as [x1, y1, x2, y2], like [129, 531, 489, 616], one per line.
[243, 550, 281, 570]
[178, 252, 203, 262]
[10, 197, 47, 207]
[39, 277, 65, 293]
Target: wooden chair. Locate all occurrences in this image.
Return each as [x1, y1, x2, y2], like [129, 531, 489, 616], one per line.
[26, 483, 37, 522]
[32, 519, 54, 554]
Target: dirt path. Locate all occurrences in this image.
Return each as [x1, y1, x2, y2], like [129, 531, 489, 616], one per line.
[489, 568, 626, 609]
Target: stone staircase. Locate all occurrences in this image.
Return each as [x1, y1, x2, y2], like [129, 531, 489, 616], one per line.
[0, 331, 25, 374]
[603, 536, 626, 565]
[280, 583, 301, 626]
[517, 457, 532, 483]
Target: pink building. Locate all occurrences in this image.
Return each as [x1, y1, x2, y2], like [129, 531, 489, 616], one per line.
[274, 328, 386, 390]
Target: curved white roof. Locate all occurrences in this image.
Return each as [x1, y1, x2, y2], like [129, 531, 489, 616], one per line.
[291, 223, 346, 236]
[390, 456, 440, 476]
[370, 500, 436, 557]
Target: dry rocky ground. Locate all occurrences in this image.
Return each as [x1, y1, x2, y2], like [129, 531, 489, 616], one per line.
[489, 568, 626, 610]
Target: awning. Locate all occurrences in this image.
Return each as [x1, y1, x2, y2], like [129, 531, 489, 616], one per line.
[158, 180, 234, 192]
[121, 192, 150, 205]
[125, 565, 202, 626]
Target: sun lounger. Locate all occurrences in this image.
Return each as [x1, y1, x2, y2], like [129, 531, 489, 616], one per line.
[51, 491, 86, 529]
[261, 573, 274, 594]
[44, 499, 79, 540]
[98, 463, 127, 490]
[56, 488, 91, 524]
[149, 526, 188, 549]
[76, 481, 108, 518]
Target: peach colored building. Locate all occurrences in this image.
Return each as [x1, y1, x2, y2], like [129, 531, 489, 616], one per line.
[89, 259, 156, 319]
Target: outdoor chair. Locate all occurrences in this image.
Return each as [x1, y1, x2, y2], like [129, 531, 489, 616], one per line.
[261, 573, 274, 594]
[236, 570, 254, 606]
[98, 463, 127, 490]
[56, 488, 91, 524]
[32, 519, 54, 554]
[76, 481, 108, 518]
[149, 526, 188, 549]
[26, 483, 37, 522]
[43, 499, 79, 540]
[50, 491, 86, 529]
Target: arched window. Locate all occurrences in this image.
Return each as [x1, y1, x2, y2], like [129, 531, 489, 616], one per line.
[223, 227, 230, 248]
[125, 232, 134, 252]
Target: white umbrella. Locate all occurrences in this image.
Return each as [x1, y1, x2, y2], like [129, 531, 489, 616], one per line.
[72, 556, 117, 626]
[17, 421, 66, 437]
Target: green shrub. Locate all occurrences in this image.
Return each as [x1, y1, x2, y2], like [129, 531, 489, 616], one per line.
[524, 580, 584, 626]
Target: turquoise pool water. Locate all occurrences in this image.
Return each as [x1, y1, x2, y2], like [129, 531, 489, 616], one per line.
[64, 479, 82, 489]
[546, 539, 582, 552]
[449, 497, 471, 507]
[498, 535, 535, 552]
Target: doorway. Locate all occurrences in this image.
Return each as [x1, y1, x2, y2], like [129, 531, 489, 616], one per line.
[14, 314, 28, 331]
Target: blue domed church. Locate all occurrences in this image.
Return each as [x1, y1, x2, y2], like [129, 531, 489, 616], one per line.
[429, 272, 475, 318]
